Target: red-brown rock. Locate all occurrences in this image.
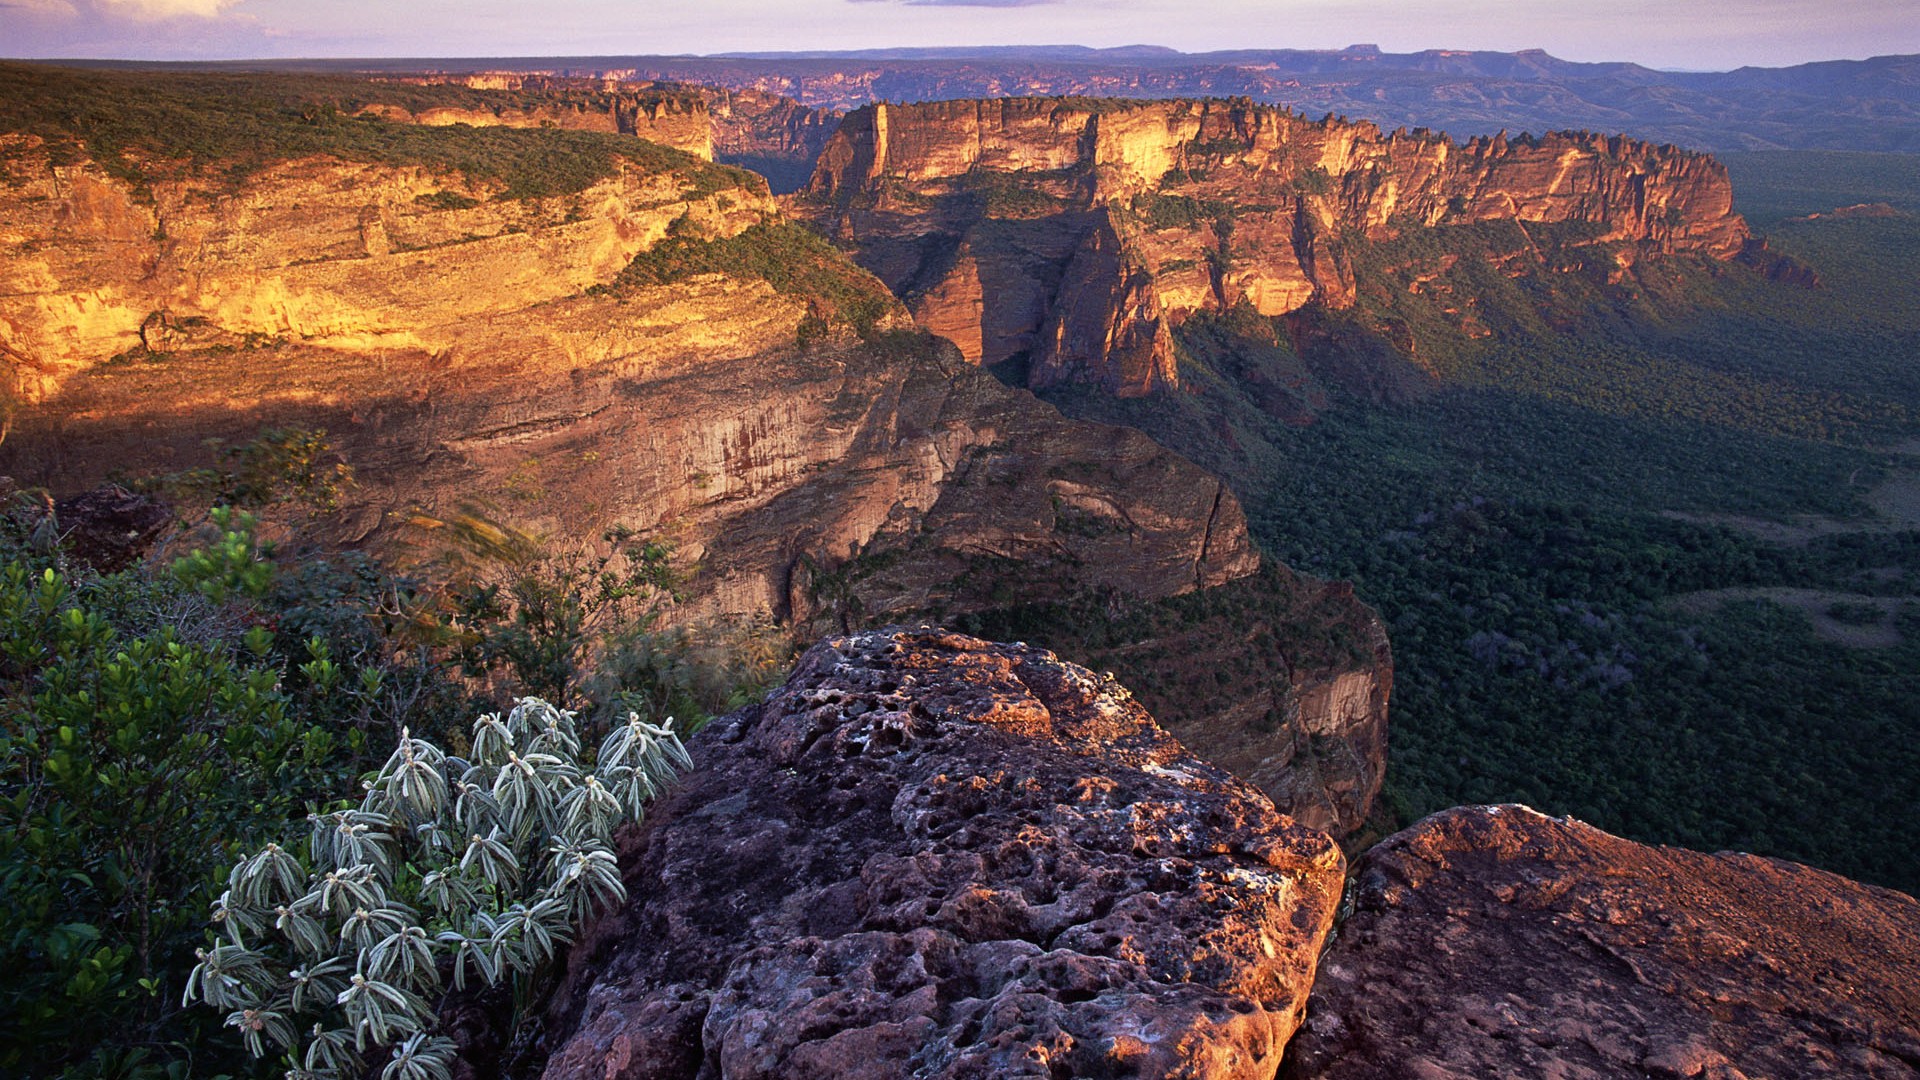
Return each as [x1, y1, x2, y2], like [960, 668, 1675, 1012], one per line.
[537, 628, 1347, 1080]
[1284, 804, 1920, 1080]
[793, 98, 1756, 398]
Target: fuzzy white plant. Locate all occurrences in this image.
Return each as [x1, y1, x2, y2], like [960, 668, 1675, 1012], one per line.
[185, 701, 690, 1080]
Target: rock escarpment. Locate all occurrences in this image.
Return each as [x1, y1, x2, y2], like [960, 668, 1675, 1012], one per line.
[537, 627, 1347, 1080]
[0, 137, 769, 397]
[0, 104, 1392, 831]
[1285, 805, 1920, 1079]
[793, 97, 1755, 396]
[365, 75, 716, 159]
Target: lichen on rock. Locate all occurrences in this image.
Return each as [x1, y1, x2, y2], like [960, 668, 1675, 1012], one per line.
[538, 627, 1346, 1080]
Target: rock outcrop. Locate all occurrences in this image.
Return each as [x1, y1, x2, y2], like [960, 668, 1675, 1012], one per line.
[0, 76, 1389, 834]
[0, 137, 769, 397]
[538, 627, 1347, 1080]
[365, 75, 716, 159]
[792, 97, 1755, 396]
[1285, 805, 1920, 1079]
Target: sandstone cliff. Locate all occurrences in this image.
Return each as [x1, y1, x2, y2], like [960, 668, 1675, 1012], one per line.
[0, 135, 765, 399]
[366, 75, 716, 159]
[535, 628, 1347, 1080]
[792, 97, 1755, 396]
[0, 137, 1253, 620]
[0, 98, 1389, 831]
[1286, 804, 1920, 1078]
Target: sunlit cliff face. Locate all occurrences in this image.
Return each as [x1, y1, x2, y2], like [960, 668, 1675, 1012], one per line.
[794, 97, 1749, 397]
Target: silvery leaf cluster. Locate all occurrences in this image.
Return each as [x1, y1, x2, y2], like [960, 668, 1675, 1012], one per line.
[184, 699, 690, 1079]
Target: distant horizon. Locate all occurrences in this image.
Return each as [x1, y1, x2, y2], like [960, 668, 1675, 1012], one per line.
[7, 43, 1915, 78]
[2, 0, 1913, 72]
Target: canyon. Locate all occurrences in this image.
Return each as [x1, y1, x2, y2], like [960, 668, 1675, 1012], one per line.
[6, 63, 1917, 1080]
[789, 96, 1765, 401]
[0, 68, 1386, 834]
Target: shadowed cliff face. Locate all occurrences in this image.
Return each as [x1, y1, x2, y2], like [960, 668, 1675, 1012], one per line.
[790, 97, 1755, 397]
[704, 88, 844, 195]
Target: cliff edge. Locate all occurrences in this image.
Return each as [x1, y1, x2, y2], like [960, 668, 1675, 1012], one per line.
[535, 627, 1347, 1080]
[792, 97, 1758, 397]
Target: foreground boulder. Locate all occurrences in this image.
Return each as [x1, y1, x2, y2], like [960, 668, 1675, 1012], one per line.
[1285, 805, 1920, 1079]
[539, 628, 1346, 1079]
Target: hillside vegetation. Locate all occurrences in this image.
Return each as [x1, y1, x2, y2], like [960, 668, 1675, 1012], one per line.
[0, 63, 752, 199]
[1035, 151, 1920, 892]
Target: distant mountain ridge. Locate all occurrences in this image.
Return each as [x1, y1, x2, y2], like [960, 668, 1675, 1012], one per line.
[118, 46, 1920, 154]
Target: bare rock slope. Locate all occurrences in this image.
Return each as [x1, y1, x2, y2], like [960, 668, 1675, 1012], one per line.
[538, 627, 1347, 1080]
[1286, 805, 1920, 1079]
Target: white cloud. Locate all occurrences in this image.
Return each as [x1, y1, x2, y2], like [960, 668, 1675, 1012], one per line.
[96, 0, 240, 18]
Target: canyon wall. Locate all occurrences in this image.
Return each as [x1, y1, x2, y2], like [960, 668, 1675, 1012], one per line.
[0, 136, 763, 398]
[793, 97, 1754, 396]
[366, 75, 715, 158]
[0, 135, 1387, 830]
[704, 87, 844, 193]
[0, 140, 1255, 621]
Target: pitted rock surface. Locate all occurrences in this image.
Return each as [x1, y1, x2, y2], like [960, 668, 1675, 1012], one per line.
[1285, 805, 1920, 1080]
[539, 628, 1345, 1080]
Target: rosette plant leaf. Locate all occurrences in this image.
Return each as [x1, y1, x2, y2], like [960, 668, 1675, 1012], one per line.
[186, 699, 690, 1078]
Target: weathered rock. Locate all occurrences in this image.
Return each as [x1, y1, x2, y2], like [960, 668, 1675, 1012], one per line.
[51, 484, 172, 572]
[539, 627, 1347, 1080]
[0, 139, 772, 397]
[1285, 805, 1920, 1080]
[793, 97, 1755, 397]
[704, 88, 843, 194]
[363, 75, 717, 159]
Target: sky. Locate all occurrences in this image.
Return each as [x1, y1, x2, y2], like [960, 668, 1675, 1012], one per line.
[1, 0, 1913, 70]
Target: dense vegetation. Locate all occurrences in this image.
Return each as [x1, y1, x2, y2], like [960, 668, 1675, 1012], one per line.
[0, 468, 787, 1077]
[1033, 151, 1920, 892]
[0, 64, 752, 200]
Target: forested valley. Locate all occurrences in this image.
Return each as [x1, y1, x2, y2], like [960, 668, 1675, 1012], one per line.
[1031, 150, 1920, 892]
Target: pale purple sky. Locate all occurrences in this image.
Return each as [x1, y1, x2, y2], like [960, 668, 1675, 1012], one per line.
[1, 0, 1911, 70]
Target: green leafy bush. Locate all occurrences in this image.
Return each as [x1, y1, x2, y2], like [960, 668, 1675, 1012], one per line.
[185, 700, 690, 1079]
[0, 560, 370, 1078]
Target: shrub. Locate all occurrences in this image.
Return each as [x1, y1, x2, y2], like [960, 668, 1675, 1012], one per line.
[0, 561, 368, 1078]
[185, 700, 690, 1079]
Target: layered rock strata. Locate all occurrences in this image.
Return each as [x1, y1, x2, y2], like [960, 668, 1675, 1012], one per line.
[0, 129, 1384, 831]
[1285, 805, 1920, 1079]
[793, 97, 1754, 396]
[0, 138, 768, 396]
[365, 75, 715, 159]
[539, 627, 1347, 1080]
